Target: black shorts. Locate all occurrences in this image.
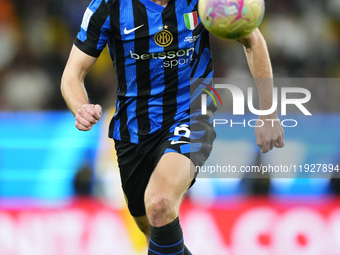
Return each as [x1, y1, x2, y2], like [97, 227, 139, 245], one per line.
[114, 116, 216, 217]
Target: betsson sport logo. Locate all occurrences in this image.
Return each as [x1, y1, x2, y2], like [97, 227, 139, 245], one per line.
[199, 84, 312, 128]
[130, 48, 194, 69]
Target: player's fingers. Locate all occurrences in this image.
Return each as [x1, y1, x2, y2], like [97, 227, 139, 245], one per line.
[269, 138, 275, 151]
[75, 121, 92, 131]
[80, 105, 96, 120]
[94, 104, 102, 119]
[274, 135, 285, 148]
[78, 107, 98, 125]
[261, 141, 270, 153]
[83, 104, 101, 121]
[256, 135, 267, 154]
[75, 114, 93, 128]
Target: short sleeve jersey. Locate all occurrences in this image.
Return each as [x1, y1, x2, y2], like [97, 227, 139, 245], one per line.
[75, 0, 215, 143]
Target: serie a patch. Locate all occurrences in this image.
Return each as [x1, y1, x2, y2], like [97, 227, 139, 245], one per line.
[81, 7, 94, 31]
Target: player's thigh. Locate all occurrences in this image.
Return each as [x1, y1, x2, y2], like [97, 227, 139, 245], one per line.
[144, 152, 194, 211]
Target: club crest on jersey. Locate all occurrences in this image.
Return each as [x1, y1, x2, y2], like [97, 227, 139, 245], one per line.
[154, 29, 173, 47]
[184, 11, 198, 30]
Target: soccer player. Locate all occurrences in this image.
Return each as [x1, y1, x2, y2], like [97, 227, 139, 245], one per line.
[61, 0, 285, 254]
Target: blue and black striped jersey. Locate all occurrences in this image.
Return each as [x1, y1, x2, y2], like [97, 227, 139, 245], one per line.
[75, 0, 215, 143]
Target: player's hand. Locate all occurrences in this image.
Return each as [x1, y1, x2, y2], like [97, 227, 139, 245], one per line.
[75, 104, 102, 131]
[255, 114, 285, 153]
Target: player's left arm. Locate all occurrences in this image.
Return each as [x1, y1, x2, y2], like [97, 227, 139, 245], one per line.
[237, 28, 284, 153]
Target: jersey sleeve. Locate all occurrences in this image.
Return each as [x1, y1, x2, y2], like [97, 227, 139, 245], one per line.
[74, 0, 111, 58]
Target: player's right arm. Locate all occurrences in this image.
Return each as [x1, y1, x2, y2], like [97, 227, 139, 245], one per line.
[61, 45, 102, 131]
[61, 0, 110, 131]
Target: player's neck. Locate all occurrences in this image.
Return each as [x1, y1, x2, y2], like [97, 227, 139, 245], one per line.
[150, 0, 169, 7]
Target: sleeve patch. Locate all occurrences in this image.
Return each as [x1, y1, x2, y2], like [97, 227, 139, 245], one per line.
[81, 8, 94, 31]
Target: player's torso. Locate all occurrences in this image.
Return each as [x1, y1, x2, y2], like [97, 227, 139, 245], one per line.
[108, 0, 205, 96]
[106, 0, 214, 143]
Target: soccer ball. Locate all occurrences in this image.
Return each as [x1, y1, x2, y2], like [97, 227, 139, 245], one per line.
[198, 0, 265, 39]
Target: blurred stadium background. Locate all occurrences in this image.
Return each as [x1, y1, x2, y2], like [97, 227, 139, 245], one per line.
[1, 0, 340, 254]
